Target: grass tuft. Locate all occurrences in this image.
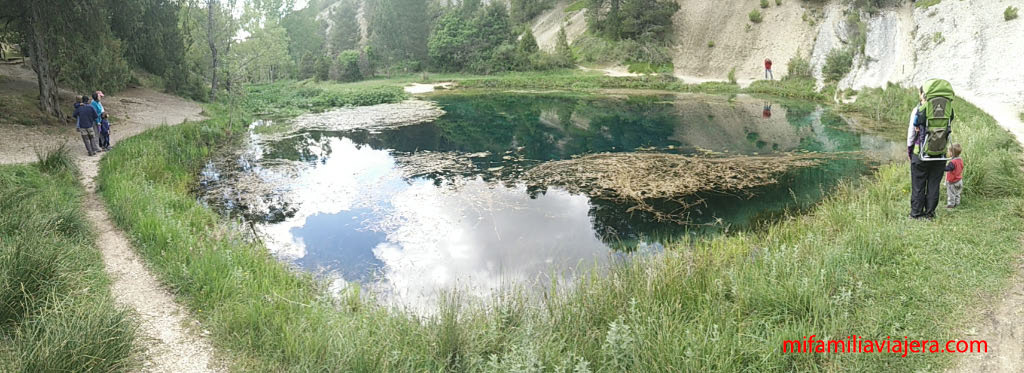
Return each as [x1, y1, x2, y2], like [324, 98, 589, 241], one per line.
[0, 160, 137, 371]
[749, 9, 763, 23]
[34, 144, 77, 175]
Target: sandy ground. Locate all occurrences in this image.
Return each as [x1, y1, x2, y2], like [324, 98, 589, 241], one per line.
[948, 255, 1024, 373]
[670, 0, 817, 81]
[0, 64, 222, 372]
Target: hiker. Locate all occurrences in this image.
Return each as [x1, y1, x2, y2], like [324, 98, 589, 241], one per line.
[762, 102, 772, 118]
[944, 143, 964, 208]
[907, 80, 956, 219]
[98, 112, 111, 151]
[73, 95, 100, 156]
[91, 91, 105, 126]
[764, 58, 773, 80]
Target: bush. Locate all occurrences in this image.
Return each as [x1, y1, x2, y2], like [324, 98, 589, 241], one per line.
[727, 67, 737, 84]
[786, 53, 812, 79]
[749, 9, 763, 23]
[822, 48, 853, 82]
[573, 35, 673, 68]
[760, 0, 769, 8]
[335, 50, 363, 82]
[707, 41, 715, 48]
[1006, 6, 1019, 21]
[775, 0, 782, 5]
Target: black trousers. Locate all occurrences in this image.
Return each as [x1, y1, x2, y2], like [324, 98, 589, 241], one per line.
[910, 156, 945, 218]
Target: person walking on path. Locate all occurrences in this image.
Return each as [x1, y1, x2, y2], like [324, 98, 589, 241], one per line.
[764, 58, 774, 80]
[945, 143, 964, 208]
[907, 87, 945, 219]
[73, 95, 100, 156]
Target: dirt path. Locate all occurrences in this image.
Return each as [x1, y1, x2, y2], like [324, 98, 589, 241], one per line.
[947, 256, 1024, 373]
[78, 90, 220, 372]
[942, 259, 1024, 373]
[0, 63, 222, 371]
[946, 104, 1024, 373]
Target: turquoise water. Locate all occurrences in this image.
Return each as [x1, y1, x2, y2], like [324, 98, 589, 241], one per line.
[200, 91, 897, 309]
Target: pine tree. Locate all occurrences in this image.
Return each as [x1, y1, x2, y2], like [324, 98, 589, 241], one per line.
[555, 26, 574, 65]
[328, 0, 360, 55]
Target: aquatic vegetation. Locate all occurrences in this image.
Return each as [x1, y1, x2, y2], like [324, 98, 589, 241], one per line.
[523, 152, 835, 222]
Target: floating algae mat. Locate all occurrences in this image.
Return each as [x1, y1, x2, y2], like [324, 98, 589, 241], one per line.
[199, 91, 900, 311]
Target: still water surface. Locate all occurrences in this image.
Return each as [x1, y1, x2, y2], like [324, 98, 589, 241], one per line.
[200, 91, 898, 310]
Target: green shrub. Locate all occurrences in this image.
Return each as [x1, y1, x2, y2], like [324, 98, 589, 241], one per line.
[775, 0, 782, 5]
[822, 48, 853, 82]
[707, 41, 715, 48]
[573, 35, 674, 68]
[335, 50, 363, 82]
[749, 9, 763, 23]
[786, 53, 813, 79]
[1006, 6, 1019, 21]
[760, 0, 769, 8]
[727, 67, 737, 84]
[914, 0, 941, 9]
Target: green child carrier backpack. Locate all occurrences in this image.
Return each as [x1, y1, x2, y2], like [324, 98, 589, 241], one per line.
[919, 79, 955, 160]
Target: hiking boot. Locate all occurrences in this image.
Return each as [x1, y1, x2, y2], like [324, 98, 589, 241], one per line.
[945, 204, 954, 209]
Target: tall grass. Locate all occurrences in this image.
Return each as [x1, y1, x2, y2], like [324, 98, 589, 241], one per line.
[0, 147, 137, 371]
[97, 82, 1024, 371]
[746, 78, 827, 102]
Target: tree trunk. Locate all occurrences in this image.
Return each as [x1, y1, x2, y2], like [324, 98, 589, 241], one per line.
[207, 0, 219, 101]
[25, 4, 65, 121]
[224, 37, 232, 93]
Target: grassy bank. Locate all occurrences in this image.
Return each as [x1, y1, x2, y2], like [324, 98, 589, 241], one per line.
[248, 70, 837, 101]
[0, 148, 137, 371]
[242, 82, 409, 117]
[98, 81, 1023, 371]
[745, 78, 830, 102]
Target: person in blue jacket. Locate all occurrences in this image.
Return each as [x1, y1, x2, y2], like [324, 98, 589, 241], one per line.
[91, 91, 105, 125]
[73, 95, 100, 156]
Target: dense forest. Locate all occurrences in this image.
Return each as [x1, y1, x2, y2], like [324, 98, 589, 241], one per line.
[0, 0, 679, 119]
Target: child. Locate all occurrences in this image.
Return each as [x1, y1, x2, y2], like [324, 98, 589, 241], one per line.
[944, 143, 964, 208]
[99, 112, 111, 151]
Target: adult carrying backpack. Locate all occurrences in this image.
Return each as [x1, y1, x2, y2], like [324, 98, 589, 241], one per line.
[919, 79, 955, 160]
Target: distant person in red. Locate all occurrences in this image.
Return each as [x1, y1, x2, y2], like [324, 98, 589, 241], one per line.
[762, 102, 772, 118]
[764, 58, 774, 80]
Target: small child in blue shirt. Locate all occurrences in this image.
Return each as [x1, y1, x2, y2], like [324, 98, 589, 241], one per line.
[98, 112, 111, 151]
